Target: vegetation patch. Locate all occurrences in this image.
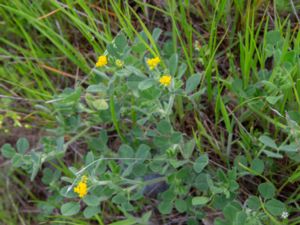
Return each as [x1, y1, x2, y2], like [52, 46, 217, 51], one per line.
[0, 1, 300, 225]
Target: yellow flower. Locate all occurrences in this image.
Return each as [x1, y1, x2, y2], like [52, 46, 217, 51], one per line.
[96, 55, 108, 67]
[147, 56, 160, 70]
[159, 75, 172, 86]
[115, 59, 124, 67]
[74, 176, 88, 198]
[81, 175, 88, 183]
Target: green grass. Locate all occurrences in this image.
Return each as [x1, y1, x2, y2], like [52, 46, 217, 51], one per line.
[1, 0, 300, 224]
[0, 169, 36, 225]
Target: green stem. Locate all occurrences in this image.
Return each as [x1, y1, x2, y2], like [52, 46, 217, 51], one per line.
[110, 95, 125, 142]
[131, 97, 137, 126]
[175, 96, 184, 123]
[165, 79, 176, 118]
[238, 162, 271, 183]
[260, 197, 282, 225]
[95, 214, 105, 225]
[64, 126, 90, 150]
[277, 179, 290, 195]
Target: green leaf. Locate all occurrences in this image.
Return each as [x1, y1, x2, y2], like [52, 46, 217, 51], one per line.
[265, 199, 285, 216]
[83, 195, 100, 206]
[279, 143, 298, 152]
[185, 73, 201, 94]
[182, 139, 195, 159]
[109, 218, 136, 225]
[250, 158, 264, 174]
[60, 202, 80, 216]
[259, 135, 277, 149]
[170, 132, 182, 144]
[132, 163, 147, 176]
[223, 203, 241, 222]
[157, 120, 172, 134]
[169, 53, 178, 76]
[177, 63, 187, 79]
[212, 194, 231, 209]
[246, 196, 261, 210]
[192, 196, 209, 206]
[86, 84, 107, 93]
[56, 136, 64, 151]
[138, 79, 155, 90]
[140, 86, 161, 100]
[187, 218, 200, 225]
[119, 144, 134, 159]
[114, 33, 127, 51]
[233, 211, 247, 224]
[107, 43, 119, 57]
[175, 199, 187, 213]
[169, 159, 188, 168]
[126, 66, 145, 78]
[92, 99, 108, 110]
[60, 186, 77, 198]
[115, 68, 131, 78]
[31, 152, 41, 181]
[262, 150, 283, 158]
[83, 206, 100, 219]
[135, 144, 151, 160]
[42, 168, 53, 185]
[266, 30, 282, 46]
[152, 27, 162, 42]
[112, 193, 128, 205]
[288, 168, 300, 183]
[141, 211, 152, 223]
[234, 155, 248, 172]
[218, 96, 232, 133]
[132, 42, 146, 53]
[194, 173, 209, 191]
[1, 144, 16, 158]
[158, 200, 173, 214]
[55, 88, 81, 104]
[193, 154, 209, 173]
[122, 164, 134, 176]
[161, 189, 176, 201]
[16, 137, 29, 154]
[12, 154, 23, 168]
[258, 182, 276, 199]
[85, 151, 94, 166]
[266, 95, 283, 105]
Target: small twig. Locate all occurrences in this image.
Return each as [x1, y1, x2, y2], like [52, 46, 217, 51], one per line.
[0, 94, 44, 102]
[0, 55, 66, 61]
[39, 63, 78, 80]
[38, 8, 62, 20]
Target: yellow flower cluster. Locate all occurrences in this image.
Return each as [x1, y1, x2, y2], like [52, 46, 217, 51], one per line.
[73, 175, 88, 198]
[159, 75, 172, 86]
[96, 55, 108, 67]
[115, 59, 124, 67]
[94, 53, 172, 88]
[147, 56, 160, 70]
